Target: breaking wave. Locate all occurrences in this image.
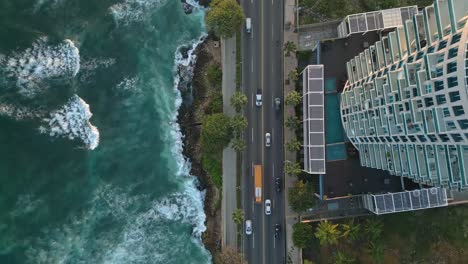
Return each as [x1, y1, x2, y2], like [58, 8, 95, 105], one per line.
[39, 95, 100, 150]
[109, 0, 167, 25]
[1, 38, 80, 98]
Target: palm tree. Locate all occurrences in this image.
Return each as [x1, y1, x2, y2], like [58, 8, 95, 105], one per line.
[285, 91, 302, 106]
[230, 115, 248, 136]
[231, 138, 246, 153]
[315, 220, 342, 246]
[285, 115, 301, 130]
[284, 161, 302, 176]
[230, 91, 247, 113]
[341, 219, 361, 242]
[283, 41, 297, 56]
[286, 139, 301, 152]
[367, 240, 385, 263]
[334, 251, 356, 264]
[363, 218, 383, 241]
[232, 208, 245, 226]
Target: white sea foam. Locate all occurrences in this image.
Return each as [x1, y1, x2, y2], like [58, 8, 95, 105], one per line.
[1, 38, 80, 98]
[0, 103, 43, 120]
[40, 95, 100, 150]
[109, 0, 167, 25]
[114, 76, 140, 94]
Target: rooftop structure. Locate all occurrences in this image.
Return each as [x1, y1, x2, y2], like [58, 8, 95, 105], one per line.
[341, 0, 468, 191]
[302, 65, 326, 174]
[337, 6, 418, 38]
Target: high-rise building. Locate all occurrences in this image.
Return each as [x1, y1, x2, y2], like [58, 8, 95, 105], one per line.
[340, 0, 468, 191]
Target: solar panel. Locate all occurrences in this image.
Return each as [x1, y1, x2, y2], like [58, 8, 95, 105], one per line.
[302, 65, 325, 174]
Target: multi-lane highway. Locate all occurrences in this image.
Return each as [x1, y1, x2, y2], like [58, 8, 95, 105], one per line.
[240, 0, 285, 263]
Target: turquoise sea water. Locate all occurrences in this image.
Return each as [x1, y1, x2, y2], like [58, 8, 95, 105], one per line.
[0, 0, 210, 263]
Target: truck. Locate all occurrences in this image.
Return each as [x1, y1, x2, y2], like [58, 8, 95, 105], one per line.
[254, 165, 262, 203]
[246, 18, 252, 33]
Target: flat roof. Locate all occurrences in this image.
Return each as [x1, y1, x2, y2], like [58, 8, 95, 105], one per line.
[302, 65, 325, 174]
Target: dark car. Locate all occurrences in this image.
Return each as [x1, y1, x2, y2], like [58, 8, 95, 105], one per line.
[275, 177, 281, 192]
[275, 224, 280, 239]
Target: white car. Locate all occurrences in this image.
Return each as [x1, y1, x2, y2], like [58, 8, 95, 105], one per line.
[245, 220, 252, 235]
[256, 93, 262, 107]
[265, 133, 271, 147]
[265, 199, 271, 215]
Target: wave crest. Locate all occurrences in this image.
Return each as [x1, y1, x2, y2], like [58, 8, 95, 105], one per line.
[109, 0, 167, 25]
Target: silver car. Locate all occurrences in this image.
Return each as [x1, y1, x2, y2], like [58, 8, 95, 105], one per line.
[265, 133, 271, 147]
[245, 220, 252, 235]
[265, 199, 271, 215]
[256, 93, 262, 106]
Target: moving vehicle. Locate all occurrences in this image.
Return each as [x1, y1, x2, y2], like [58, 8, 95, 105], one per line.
[246, 18, 252, 33]
[275, 224, 280, 238]
[265, 132, 271, 147]
[275, 177, 281, 192]
[245, 220, 252, 235]
[265, 199, 271, 215]
[254, 165, 262, 203]
[274, 98, 281, 111]
[256, 89, 262, 106]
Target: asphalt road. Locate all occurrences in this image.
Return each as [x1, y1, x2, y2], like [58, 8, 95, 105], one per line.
[240, 0, 285, 263]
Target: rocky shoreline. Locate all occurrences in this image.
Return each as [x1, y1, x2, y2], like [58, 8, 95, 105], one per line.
[177, 33, 222, 257]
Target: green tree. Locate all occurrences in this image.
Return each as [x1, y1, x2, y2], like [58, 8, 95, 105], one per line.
[286, 139, 301, 152]
[285, 115, 301, 129]
[315, 220, 341, 246]
[367, 240, 385, 264]
[284, 41, 297, 56]
[206, 0, 245, 38]
[232, 208, 245, 226]
[292, 222, 314, 248]
[288, 180, 316, 213]
[230, 115, 248, 135]
[230, 90, 248, 113]
[288, 69, 299, 82]
[201, 113, 232, 154]
[341, 219, 361, 242]
[333, 251, 356, 264]
[363, 218, 383, 241]
[231, 138, 246, 153]
[285, 91, 302, 106]
[207, 63, 223, 87]
[284, 161, 302, 176]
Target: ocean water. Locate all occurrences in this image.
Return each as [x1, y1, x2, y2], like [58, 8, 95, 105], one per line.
[0, 0, 211, 263]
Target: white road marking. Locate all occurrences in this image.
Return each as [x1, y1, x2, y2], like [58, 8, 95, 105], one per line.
[271, 0, 274, 5]
[251, 57, 254, 72]
[271, 27, 274, 39]
[272, 164, 275, 178]
[252, 200, 255, 213]
[251, 93, 254, 108]
[273, 237, 276, 248]
[271, 95, 274, 108]
[251, 127, 254, 142]
[252, 232, 255, 248]
[251, 27, 254, 39]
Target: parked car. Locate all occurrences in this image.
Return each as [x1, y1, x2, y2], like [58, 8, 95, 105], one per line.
[275, 177, 281, 192]
[265, 199, 271, 215]
[245, 220, 252, 235]
[265, 132, 271, 147]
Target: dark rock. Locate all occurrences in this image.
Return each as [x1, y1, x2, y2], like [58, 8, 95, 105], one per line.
[181, 0, 194, 14]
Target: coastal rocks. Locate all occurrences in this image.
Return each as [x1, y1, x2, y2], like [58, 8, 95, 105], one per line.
[181, 0, 194, 14]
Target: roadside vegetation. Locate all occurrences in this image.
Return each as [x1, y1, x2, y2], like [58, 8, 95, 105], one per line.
[206, 0, 245, 38]
[298, 205, 468, 263]
[299, 0, 435, 25]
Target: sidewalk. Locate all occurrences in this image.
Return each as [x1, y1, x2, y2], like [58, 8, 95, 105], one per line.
[283, 0, 301, 263]
[221, 36, 238, 248]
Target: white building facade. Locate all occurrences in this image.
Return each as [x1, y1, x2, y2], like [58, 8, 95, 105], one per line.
[341, 0, 468, 191]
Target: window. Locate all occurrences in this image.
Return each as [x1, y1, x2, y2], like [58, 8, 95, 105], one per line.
[458, 119, 468, 129]
[447, 77, 458, 88]
[449, 91, 460, 102]
[400, 136, 408, 142]
[447, 62, 457, 74]
[448, 48, 458, 59]
[416, 51, 424, 60]
[407, 56, 414, 63]
[428, 135, 438, 142]
[393, 136, 400, 142]
[443, 107, 450, 117]
[453, 105, 464, 116]
[427, 45, 435, 54]
[417, 135, 427, 142]
[436, 94, 446, 105]
[409, 135, 417, 142]
[424, 97, 434, 107]
[439, 134, 450, 142]
[438, 40, 447, 50]
[451, 33, 462, 45]
[450, 134, 464, 142]
[446, 121, 457, 130]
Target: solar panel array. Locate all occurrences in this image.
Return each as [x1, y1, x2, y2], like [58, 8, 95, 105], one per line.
[302, 65, 325, 174]
[363, 188, 448, 215]
[337, 6, 418, 38]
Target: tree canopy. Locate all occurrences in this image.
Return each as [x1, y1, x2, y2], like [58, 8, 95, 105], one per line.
[230, 90, 247, 113]
[201, 113, 232, 154]
[292, 222, 314, 248]
[285, 90, 302, 106]
[315, 220, 342, 246]
[206, 0, 245, 38]
[284, 161, 302, 176]
[288, 180, 316, 213]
